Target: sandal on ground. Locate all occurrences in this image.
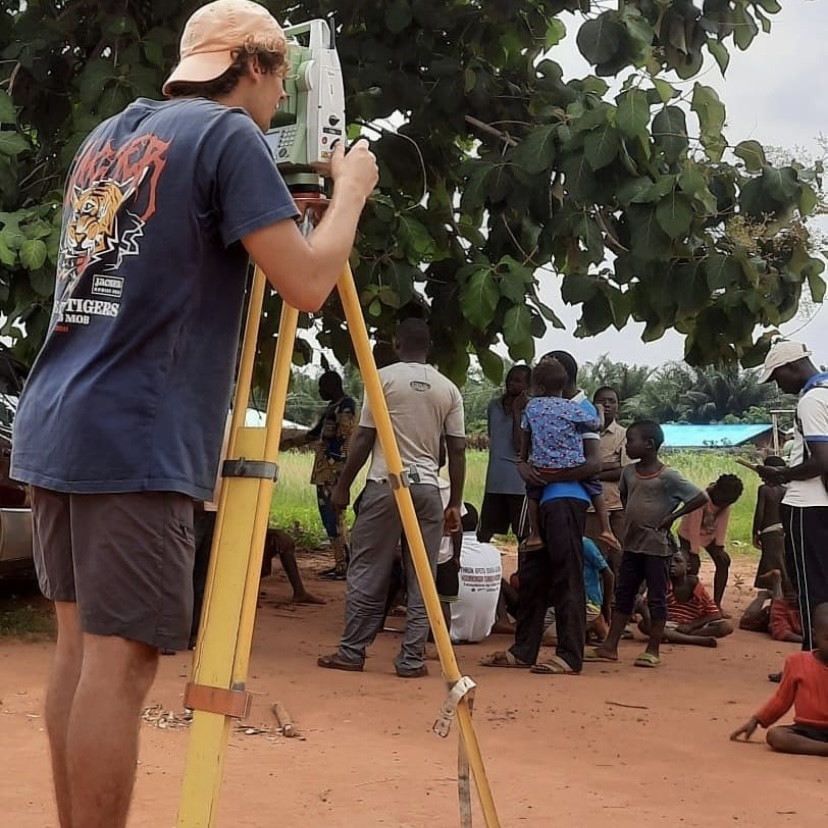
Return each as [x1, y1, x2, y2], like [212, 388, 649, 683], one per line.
[530, 655, 577, 675]
[634, 652, 661, 668]
[479, 650, 531, 668]
[317, 653, 363, 672]
[583, 646, 618, 663]
[518, 538, 545, 554]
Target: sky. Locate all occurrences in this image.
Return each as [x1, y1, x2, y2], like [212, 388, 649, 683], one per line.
[532, 0, 828, 368]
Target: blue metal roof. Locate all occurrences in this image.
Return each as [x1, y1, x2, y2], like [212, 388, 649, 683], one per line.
[660, 423, 773, 449]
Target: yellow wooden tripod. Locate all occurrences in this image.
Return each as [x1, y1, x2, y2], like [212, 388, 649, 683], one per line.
[176, 198, 502, 827]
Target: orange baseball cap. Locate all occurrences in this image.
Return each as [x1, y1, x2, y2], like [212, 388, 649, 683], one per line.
[163, 0, 287, 95]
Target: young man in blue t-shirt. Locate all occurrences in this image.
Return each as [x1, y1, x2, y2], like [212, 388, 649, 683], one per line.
[10, 2, 377, 825]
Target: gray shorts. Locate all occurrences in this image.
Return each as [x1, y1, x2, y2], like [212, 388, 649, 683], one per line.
[31, 487, 195, 651]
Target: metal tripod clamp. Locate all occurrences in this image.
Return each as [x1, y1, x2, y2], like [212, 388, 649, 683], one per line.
[433, 675, 476, 738]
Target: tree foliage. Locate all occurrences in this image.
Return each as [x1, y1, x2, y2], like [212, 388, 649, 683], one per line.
[0, 1, 824, 379]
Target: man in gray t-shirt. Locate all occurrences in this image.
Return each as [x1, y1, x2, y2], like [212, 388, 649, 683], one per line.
[479, 365, 531, 542]
[318, 318, 466, 677]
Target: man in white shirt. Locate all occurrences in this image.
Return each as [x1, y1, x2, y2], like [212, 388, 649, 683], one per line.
[318, 319, 466, 678]
[758, 341, 828, 651]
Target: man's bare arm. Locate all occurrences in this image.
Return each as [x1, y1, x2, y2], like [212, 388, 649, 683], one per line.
[242, 141, 378, 312]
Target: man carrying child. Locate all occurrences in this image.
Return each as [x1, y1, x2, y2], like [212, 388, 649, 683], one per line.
[480, 359, 602, 673]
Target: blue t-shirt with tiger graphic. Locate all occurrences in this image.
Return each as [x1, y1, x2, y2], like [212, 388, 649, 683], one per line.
[11, 97, 298, 500]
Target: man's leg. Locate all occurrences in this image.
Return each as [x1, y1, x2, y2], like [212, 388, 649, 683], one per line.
[785, 505, 814, 650]
[336, 483, 401, 665]
[396, 483, 444, 673]
[66, 635, 159, 828]
[541, 498, 587, 672]
[45, 602, 83, 828]
[508, 548, 552, 666]
[797, 507, 828, 647]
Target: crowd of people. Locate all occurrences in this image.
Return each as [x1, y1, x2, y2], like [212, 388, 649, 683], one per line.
[294, 330, 828, 758]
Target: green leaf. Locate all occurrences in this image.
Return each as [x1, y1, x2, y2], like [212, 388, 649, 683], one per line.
[808, 269, 826, 304]
[576, 13, 625, 65]
[0, 91, 16, 125]
[762, 166, 799, 203]
[798, 184, 818, 216]
[574, 214, 604, 264]
[511, 125, 556, 174]
[615, 89, 649, 138]
[583, 123, 619, 170]
[655, 191, 694, 239]
[502, 304, 532, 347]
[561, 154, 597, 202]
[679, 164, 718, 214]
[545, 18, 567, 48]
[561, 274, 598, 304]
[385, 0, 412, 34]
[627, 205, 672, 257]
[0, 131, 28, 157]
[705, 254, 741, 291]
[652, 106, 688, 163]
[477, 349, 504, 385]
[734, 140, 766, 173]
[691, 83, 726, 162]
[30, 267, 54, 297]
[630, 175, 676, 204]
[461, 163, 496, 214]
[706, 39, 730, 74]
[460, 269, 499, 329]
[653, 79, 676, 104]
[0, 234, 15, 266]
[529, 290, 564, 329]
[19, 238, 47, 270]
[398, 215, 437, 261]
[733, 6, 759, 50]
[756, 0, 781, 11]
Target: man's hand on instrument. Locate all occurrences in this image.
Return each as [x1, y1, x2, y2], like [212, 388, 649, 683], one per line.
[330, 139, 378, 198]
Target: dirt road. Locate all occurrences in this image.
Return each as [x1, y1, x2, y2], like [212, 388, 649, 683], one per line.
[1, 554, 824, 827]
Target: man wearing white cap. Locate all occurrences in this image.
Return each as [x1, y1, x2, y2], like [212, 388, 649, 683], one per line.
[757, 340, 828, 654]
[10, 2, 377, 825]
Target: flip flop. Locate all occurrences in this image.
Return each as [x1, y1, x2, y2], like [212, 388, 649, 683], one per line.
[634, 652, 660, 668]
[530, 655, 577, 675]
[479, 650, 531, 668]
[583, 646, 618, 663]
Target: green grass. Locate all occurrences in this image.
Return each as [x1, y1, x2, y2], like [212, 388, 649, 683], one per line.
[270, 449, 760, 551]
[0, 580, 55, 639]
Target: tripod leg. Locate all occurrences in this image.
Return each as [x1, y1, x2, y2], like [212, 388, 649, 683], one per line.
[335, 264, 501, 828]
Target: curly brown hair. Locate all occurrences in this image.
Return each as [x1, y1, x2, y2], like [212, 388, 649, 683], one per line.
[166, 46, 287, 99]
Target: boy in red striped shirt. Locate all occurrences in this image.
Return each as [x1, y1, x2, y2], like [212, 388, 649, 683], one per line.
[637, 547, 734, 647]
[731, 602, 828, 755]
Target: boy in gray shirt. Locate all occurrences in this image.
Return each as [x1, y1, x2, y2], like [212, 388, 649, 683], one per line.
[586, 421, 708, 668]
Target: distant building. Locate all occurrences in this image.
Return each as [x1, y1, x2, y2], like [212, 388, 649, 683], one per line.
[660, 423, 773, 451]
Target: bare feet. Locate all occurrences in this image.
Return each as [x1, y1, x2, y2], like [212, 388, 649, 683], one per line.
[292, 592, 326, 605]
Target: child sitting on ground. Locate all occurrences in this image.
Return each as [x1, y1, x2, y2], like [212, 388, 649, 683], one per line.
[739, 584, 803, 644]
[751, 455, 788, 590]
[730, 602, 828, 756]
[518, 360, 619, 553]
[678, 473, 744, 613]
[638, 547, 733, 647]
[586, 420, 708, 668]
